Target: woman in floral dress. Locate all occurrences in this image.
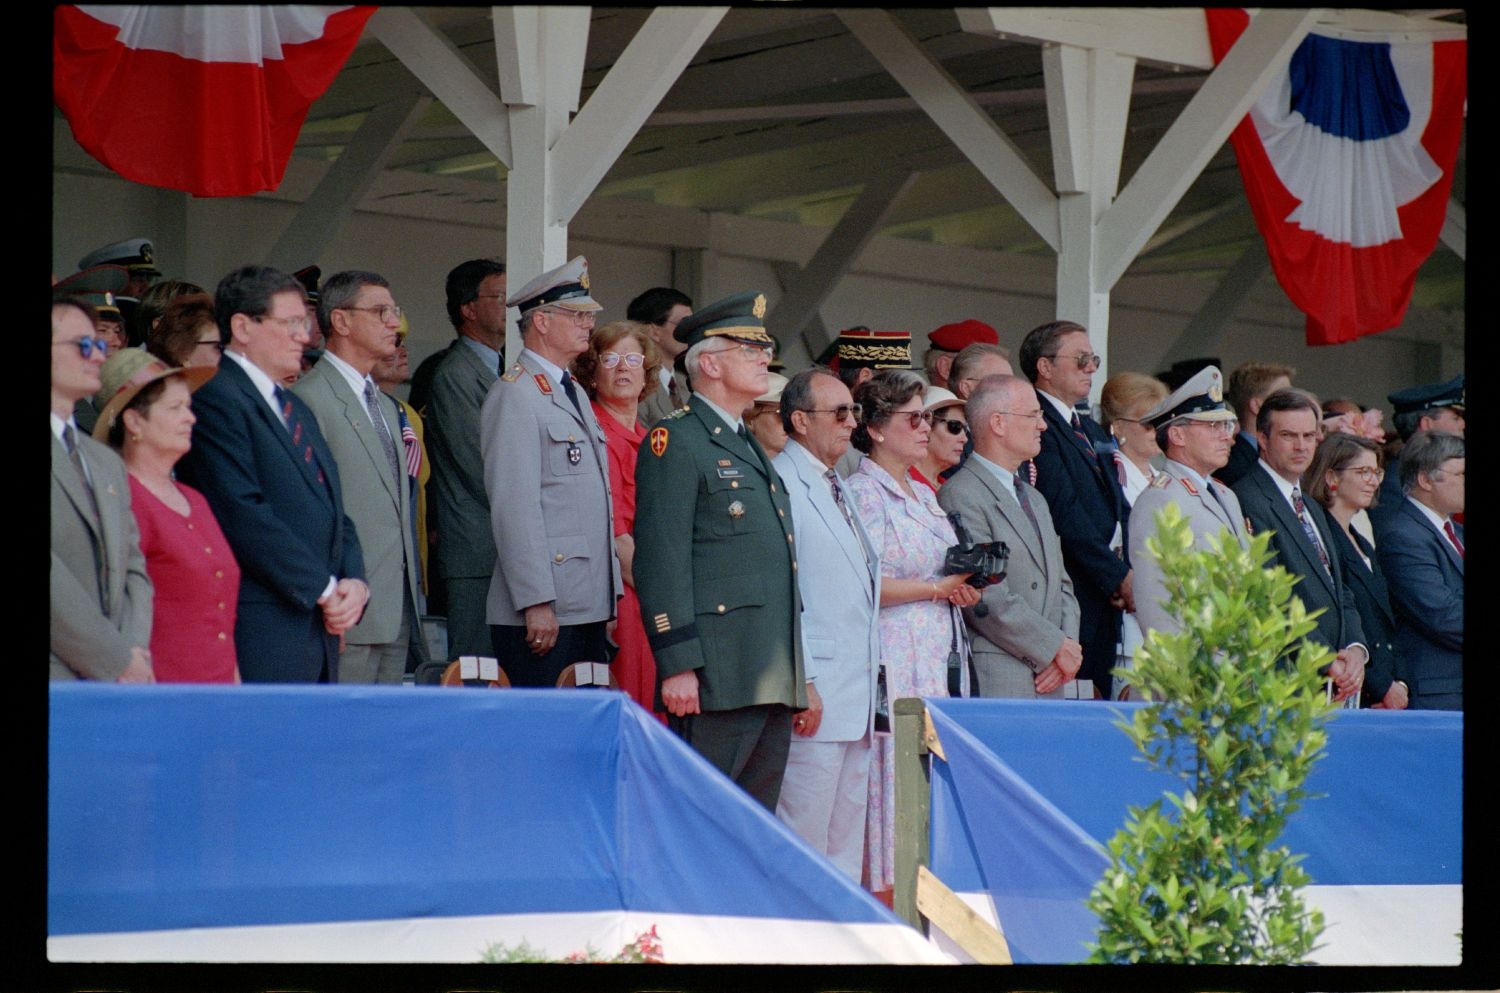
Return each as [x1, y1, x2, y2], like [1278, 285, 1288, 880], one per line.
[844, 369, 980, 902]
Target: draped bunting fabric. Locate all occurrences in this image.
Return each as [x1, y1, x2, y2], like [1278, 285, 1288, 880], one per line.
[1205, 9, 1465, 346]
[54, 5, 375, 197]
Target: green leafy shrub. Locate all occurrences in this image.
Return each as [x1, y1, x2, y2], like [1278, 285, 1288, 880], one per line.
[1087, 503, 1331, 964]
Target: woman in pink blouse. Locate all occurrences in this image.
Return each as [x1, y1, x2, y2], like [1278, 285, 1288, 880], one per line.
[94, 350, 240, 683]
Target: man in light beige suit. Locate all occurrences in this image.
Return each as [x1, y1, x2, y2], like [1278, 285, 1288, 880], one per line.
[937, 374, 1081, 698]
[294, 271, 427, 683]
[50, 295, 154, 682]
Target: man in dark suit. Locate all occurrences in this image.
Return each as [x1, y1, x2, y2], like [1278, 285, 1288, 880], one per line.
[1218, 361, 1294, 487]
[177, 265, 368, 682]
[424, 258, 506, 658]
[1376, 430, 1464, 710]
[50, 295, 154, 682]
[1372, 374, 1464, 528]
[629, 286, 693, 427]
[634, 290, 806, 811]
[294, 270, 427, 684]
[1231, 388, 1367, 705]
[1017, 320, 1129, 699]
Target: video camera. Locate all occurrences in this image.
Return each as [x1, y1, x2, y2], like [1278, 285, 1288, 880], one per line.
[941, 512, 1009, 590]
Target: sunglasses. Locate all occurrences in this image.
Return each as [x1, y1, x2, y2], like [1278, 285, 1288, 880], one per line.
[1043, 351, 1102, 371]
[600, 351, 645, 369]
[933, 415, 968, 436]
[56, 336, 110, 359]
[895, 409, 933, 430]
[804, 403, 863, 422]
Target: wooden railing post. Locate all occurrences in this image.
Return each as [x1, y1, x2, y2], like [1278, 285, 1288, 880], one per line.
[891, 696, 931, 929]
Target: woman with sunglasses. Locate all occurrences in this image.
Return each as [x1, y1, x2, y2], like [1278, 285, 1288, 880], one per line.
[843, 369, 981, 904]
[910, 386, 968, 493]
[147, 292, 223, 369]
[572, 320, 667, 720]
[1303, 433, 1408, 709]
[93, 348, 239, 682]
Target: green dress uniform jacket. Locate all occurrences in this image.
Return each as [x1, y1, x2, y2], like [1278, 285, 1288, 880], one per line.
[633, 396, 806, 712]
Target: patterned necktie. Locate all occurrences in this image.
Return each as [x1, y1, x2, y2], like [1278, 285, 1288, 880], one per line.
[1070, 410, 1102, 478]
[1290, 486, 1330, 574]
[1014, 474, 1044, 544]
[1443, 519, 1464, 559]
[275, 385, 326, 487]
[825, 468, 854, 528]
[560, 369, 584, 419]
[364, 379, 403, 488]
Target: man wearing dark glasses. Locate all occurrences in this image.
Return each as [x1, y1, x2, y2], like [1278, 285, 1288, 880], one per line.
[51, 294, 155, 683]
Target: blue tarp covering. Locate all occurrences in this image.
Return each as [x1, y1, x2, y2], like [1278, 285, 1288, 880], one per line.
[49, 684, 897, 937]
[925, 699, 1461, 963]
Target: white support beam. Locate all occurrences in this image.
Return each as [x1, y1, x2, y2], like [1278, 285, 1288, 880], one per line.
[1157, 243, 1271, 368]
[492, 6, 539, 106]
[550, 7, 729, 227]
[540, 6, 591, 137]
[772, 262, 829, 363]
[1440, 198, 1465, 260]
[1046, 44, 1133, 379]
[1094, 8, 1318, 290]
[957, 7, 1215, 69]
[836, 9, 1059, 251]
[267, 93, 433, 272]
[367, 7, 512, 168]
[766, 168, 921, 352]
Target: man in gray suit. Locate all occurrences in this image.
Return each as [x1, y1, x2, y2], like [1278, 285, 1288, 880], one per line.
[482, 257, 620, 686]
[630, 286, 693, 428]
[50, 295, 154, 682]
[294, 270, 428, 683]
[771, 369, 879, 881]
[938, 374, 1082, 698]
[1128, 365, 1249, 645]
[425, 258, 506, 658]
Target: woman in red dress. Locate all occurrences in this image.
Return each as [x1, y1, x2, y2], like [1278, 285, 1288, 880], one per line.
[572, 321, 666, 721]
[94, 349, 240, 683]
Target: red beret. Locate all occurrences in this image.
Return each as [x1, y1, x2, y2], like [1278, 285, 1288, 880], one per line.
[928, 319, 999, 351]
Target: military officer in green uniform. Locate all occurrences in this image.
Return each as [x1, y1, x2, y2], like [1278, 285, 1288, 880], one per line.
[633, 290, 806, 811]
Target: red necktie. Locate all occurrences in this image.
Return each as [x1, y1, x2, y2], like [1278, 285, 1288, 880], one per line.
[1443, 519, 1464, 559]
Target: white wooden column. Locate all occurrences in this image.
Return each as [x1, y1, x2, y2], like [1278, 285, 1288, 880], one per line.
[1045, 44, 1134, 384]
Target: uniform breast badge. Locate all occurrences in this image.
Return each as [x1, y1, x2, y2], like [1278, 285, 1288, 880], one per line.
[649, 426, 669, 457]
[533, 373, 553, 395]
[567, 439, 582, 465]
[728, 500, 746, 519]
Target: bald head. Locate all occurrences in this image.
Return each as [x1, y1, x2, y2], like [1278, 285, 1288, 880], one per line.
[967, 374, 1045, 470]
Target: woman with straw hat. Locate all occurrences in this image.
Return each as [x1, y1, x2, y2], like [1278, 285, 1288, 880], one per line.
[94, 350, 240, 682]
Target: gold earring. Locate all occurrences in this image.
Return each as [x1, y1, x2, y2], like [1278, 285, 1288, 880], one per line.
[131, 433, 142, 442]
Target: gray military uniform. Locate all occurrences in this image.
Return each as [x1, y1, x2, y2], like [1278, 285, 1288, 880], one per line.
[1128, 458, 1248, 640]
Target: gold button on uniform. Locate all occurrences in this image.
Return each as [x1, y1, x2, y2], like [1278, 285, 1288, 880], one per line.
[554, 553, 565, 562]
[731, 481, 739, 489]
[778, 509, 785, 517]
[717, 604, 726, 613]
[787, 534, 794, 544]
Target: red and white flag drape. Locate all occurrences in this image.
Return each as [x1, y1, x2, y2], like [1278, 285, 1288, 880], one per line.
[54, 5, 375, 198]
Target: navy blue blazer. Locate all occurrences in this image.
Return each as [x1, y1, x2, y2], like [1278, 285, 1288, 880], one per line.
[177, 356, 364, 683]
[1325, 520, 1402, 705]
[1027, 393, 1128, 687]
[1375, 498, 1463, 710]
[1232, 464, 1366, 663]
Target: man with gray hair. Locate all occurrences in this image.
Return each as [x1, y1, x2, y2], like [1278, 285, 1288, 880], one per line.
[770, 368, 878, 878]
[947, 342, 1013, 401]
[293, 270, 428, 683]
[938, 374, 1082, 698]
[1376, 430, 1464, 710]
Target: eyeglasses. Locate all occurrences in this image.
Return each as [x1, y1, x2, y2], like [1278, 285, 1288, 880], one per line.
[995, 409, 1046, 423]
[714, 342, 772, 360]
[1338, 466, 1385, 483]
[600, 351, 644, 369]
[1184, 419, 1236, 436]
[894, 409, 932, 430]
[339, 303, 403, 324]
[254, 314, 312, 335]
[1043, 351, 1102, 371]
[933, 416, 968, 436]
[473, 293, 506, 301]
[804, 403, 863, 423]
[545, 308, 596, 327]
[55, 336, 110, 359]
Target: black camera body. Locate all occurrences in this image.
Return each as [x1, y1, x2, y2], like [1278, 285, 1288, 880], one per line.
[941, 512, 1009, 590]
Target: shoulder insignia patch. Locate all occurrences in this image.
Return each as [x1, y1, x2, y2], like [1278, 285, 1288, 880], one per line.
[500, 363, 523, 383]
[665, 407, 688, 420]
[1150, 473, 1172, 489]
[534, 373, 553, 395]
[1178, 477, 1199, 496]
[650, 426, 669, 457]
